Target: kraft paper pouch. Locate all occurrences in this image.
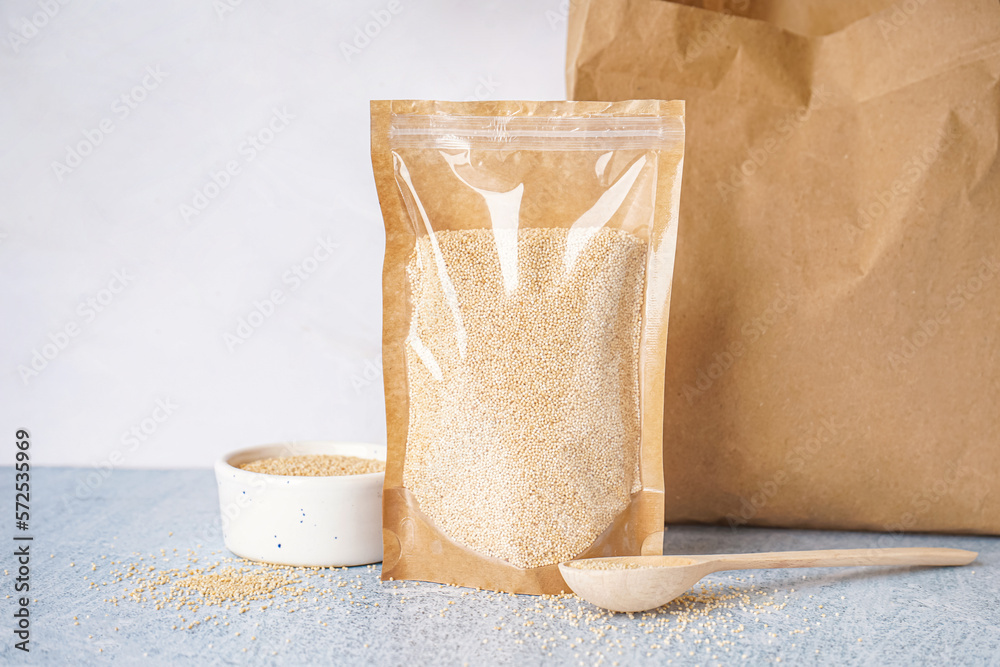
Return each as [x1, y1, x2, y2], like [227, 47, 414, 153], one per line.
[568, 0, 1000, 535]
[371, 100, 685, 593]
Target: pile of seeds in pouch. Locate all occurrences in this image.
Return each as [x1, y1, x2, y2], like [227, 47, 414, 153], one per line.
[402, 226, 647, 569]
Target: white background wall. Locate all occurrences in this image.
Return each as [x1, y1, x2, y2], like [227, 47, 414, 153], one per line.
[1, 0, 568, 468]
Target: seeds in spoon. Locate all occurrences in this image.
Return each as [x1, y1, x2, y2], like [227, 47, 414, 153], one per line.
[568, 557, 694, 570]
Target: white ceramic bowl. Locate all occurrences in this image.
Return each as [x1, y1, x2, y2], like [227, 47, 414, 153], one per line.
[214, 441, 385, 567]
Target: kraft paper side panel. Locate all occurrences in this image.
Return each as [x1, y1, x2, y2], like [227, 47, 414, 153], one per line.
[568, 0, 1000, 534]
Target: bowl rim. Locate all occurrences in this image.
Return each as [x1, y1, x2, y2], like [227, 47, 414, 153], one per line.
[216, 441, 387, 481]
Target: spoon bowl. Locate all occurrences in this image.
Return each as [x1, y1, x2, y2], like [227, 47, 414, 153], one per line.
[559, 555, 710, 612]
[559, 547, 977, 613]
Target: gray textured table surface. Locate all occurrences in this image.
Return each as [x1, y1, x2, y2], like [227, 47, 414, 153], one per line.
[1, 467, 997, 666]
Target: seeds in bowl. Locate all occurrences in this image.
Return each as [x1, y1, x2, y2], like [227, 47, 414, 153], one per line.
[239, 454, 384, 477]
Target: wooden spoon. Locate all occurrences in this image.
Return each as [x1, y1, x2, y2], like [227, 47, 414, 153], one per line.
[558, 547, 977, 612]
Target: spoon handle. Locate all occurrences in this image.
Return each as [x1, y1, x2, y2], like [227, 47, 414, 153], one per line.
[704, 547, 976, 572]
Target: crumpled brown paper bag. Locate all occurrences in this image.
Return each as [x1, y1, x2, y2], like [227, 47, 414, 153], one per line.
[568, 0, 1000, 534]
